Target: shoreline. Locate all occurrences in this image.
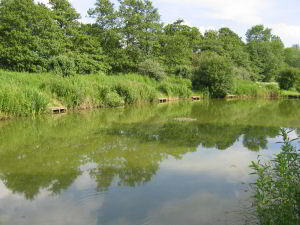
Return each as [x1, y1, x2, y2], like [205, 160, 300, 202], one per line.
[1, 94, 299, 121]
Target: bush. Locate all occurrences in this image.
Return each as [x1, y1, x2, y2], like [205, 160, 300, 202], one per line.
[232, 66, 258, 81]
[138, 59, 166, 81]
[112, 82, 139, 104]
[48, 55, 76, 77]
[174, 65, 193, 79]
[250, 129, 300, 225]
[295, 77, 300, 92]
[103, 91, 125, 107]
[193, 53, 233, 98]
[277, 68, 300, 90]
[72, 53, 110, 75]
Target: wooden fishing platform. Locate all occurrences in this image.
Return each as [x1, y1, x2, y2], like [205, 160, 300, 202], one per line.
[158, 98, 168, 103]
[191, 96, 201, 101]
[49, 107, 67, 114]
[226, 95, 238, 99]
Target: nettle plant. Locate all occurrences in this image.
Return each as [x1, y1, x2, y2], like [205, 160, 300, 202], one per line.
[250, 129, 300, 225]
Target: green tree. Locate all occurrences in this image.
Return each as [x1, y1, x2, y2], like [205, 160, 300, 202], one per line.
[88, 0, 118, 29]
[193, 52, 233, 97]
[199, 28, 252, 77]
[118, 0, 162, 69]
[246, 24, 272, 42]
[47, 0, 108, 75]
[218, 27, 251, 70]
[158, 20, 202, 75]
[0, 0, 63, 72]
[284, 46, 300, 68]
[88, 0, 129, 72]
[277, 67, 300, 90]
[246, 25, 285, 81]
[48, 0, 80, 35]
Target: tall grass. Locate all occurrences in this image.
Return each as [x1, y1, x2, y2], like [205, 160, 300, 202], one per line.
[250, 129, 300, 225]
[0, 70, 192, 117]
[232, 79, 280, 97]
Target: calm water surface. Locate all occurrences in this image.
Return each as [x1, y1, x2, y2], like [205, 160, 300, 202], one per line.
[0, 99, 300, 225]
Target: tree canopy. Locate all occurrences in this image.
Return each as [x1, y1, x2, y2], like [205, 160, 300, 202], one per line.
[0, 0, 298, 95]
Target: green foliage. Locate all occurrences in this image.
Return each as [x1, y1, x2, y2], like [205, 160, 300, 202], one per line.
[158, 20, 202, 73]
[88, 0, 118, 29]
[40, 77, 85, 108]
[138, 59, 166, 81]
[0, 85, 49, 116]
[232, 79, 280, 97]
[0, 70, 193, 116]
[158, 76, 192, 98]
[193, 53, 233, 98]
[232, 66, 258, 81]
[199, 28, 252, 72]
[174, 65, 193, 79]
[277, 67, 300, 90]
[103, 91, 125, 107]
[261, 82, 280, 96]
[0, 0, 298, 98]
[285, 47, 300, 69]
[48, 55, 76, 76]
[250, 129, 300, 225]
[246, 25, 285, 82]
[0, 0, 64, 72]
[246, 25, 273, 42]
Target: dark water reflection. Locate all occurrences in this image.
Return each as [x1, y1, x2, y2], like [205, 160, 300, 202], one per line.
[0, 99, 300, 225]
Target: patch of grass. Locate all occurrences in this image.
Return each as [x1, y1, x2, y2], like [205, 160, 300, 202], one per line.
[232, 79, 280, 97]
[158, 76, 192, 98]
[280, 90, 300, 97]
[0, 70, 192, 117]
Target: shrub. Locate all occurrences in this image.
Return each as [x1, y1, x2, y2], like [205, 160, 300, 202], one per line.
[112, 82, 139, 104]
[48, 55, 76, 77]
[232, 66, 258, 81]
[72, 53, 110, 75]
[138, 59, 166, 81]
[277, 67, 300, 90]
[174, 65, 193, 79]
[250, 129, 300, 225]
[103, 91, 125, 107]
[295, 77, 300, 92]
[193, 53, 233, 98]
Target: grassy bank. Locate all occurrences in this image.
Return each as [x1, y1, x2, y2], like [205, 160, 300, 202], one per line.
[231, 79, 281, 98]
[0, 70, 192, 118]
[1, 70, 300, 119]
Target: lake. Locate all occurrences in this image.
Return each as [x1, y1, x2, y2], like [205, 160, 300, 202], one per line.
[0, 99, 299, 225]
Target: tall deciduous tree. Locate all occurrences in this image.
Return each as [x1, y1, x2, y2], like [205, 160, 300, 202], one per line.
[118, 0, 162, 67]
[284, 46, 300, 69]
[158, 19, 202, 75]
[88, 0, 127, 72]
[246, 25, 285, 81]
[0, 0, 63, 72]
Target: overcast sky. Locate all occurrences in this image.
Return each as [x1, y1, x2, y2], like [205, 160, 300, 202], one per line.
[38, 0, 300, 47]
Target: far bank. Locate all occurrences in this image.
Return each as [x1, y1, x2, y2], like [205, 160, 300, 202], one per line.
[0, 70, 299, 120]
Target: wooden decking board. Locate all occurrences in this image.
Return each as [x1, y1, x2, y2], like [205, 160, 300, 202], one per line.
[49, 107, 67, 114]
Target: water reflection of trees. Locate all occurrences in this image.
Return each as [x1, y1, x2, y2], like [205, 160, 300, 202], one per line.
[0, 99, 299, 199]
